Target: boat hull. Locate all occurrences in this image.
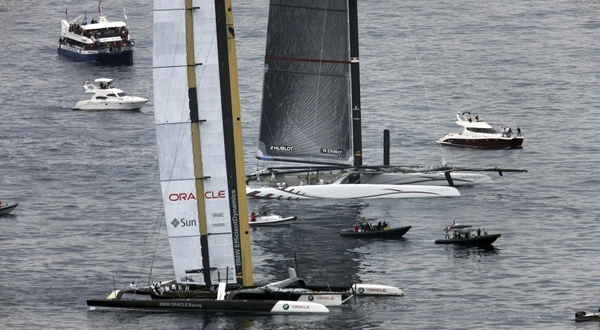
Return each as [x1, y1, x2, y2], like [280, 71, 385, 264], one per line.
[340, 226, 412, 239]
[439, 135, 524, 149]
[58, 44, 134, 65]
[87, 298, 329, 314]
[249, 216, 297, 226]
[575, 311, 600, 322]
[230, 290, 344, 306]
[247, 184, 460, 200]
[0, 203, 18, 215]
[72, 99, 147, 111]
[351, 284, 404, 296]
[360, 172, 493, 186]
[435, 234, 501, 246]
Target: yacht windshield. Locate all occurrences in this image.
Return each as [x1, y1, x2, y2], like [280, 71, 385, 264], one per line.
[467, 128, 497, 134]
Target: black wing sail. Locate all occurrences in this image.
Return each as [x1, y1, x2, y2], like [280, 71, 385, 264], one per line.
[257, 0, 354, 166]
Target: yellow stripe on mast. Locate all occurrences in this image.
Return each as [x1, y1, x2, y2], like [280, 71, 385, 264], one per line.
[183, 0, 208, 239]
[222, 0, 253, 287]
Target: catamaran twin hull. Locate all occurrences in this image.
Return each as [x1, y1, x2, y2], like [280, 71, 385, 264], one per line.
[247, 184, 460, 200]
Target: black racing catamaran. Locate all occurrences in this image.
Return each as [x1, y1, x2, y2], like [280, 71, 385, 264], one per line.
[86, 0, 330, 314]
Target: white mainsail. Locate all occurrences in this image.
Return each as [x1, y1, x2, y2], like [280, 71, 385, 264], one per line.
[153, 0, 252, 287]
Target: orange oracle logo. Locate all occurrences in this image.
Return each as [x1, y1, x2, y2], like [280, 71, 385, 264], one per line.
[205, 190, 226, 199]
[168, 192, 197, 201]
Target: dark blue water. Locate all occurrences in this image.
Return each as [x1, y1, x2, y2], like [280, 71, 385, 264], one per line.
[1, 0, 599, 329]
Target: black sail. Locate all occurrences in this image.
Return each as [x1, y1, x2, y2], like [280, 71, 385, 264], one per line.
[257, 0, 354, 166]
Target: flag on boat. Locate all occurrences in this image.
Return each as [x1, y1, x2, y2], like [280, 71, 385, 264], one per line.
[448, 218, 456, 231]
[83, 11, 87, 25]
[98, 1, 102, 15]
[65, 8, 67, 16]
[123, 7, 127, 20]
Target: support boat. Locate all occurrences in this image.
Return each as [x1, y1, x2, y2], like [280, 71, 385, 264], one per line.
[435, 224, 500, 247]
[249, 213, 297, 226]
[340, 221, 411, 239]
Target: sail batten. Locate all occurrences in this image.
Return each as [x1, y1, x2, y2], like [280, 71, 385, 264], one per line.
[265, 56, 352, 65]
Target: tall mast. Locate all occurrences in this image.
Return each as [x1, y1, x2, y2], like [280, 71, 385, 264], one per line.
[214, 0, 253, 286]
[349, 0, 362, 168]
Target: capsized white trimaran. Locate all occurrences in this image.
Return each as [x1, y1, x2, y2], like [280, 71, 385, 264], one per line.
[87, 0, 402, 314]
[247, 182, 460, 200]
[247, 1, 525, 197]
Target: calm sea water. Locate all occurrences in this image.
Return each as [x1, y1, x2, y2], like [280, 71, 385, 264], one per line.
[1, 0, 599, 329]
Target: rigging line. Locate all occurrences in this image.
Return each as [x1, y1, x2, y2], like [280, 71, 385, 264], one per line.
[399, 2, 447, 165]
[138, 213, 161, 282]
[141, 212, 165, 286]
[135, 193, 165, 282]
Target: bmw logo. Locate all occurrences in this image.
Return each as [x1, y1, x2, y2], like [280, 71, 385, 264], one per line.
[283, 303, 289, 310]
[357, 287, 364, 294]
[308, 295, 314, 301]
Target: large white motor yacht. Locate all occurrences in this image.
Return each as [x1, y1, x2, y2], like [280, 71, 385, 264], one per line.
[72, 78, 147, 111]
